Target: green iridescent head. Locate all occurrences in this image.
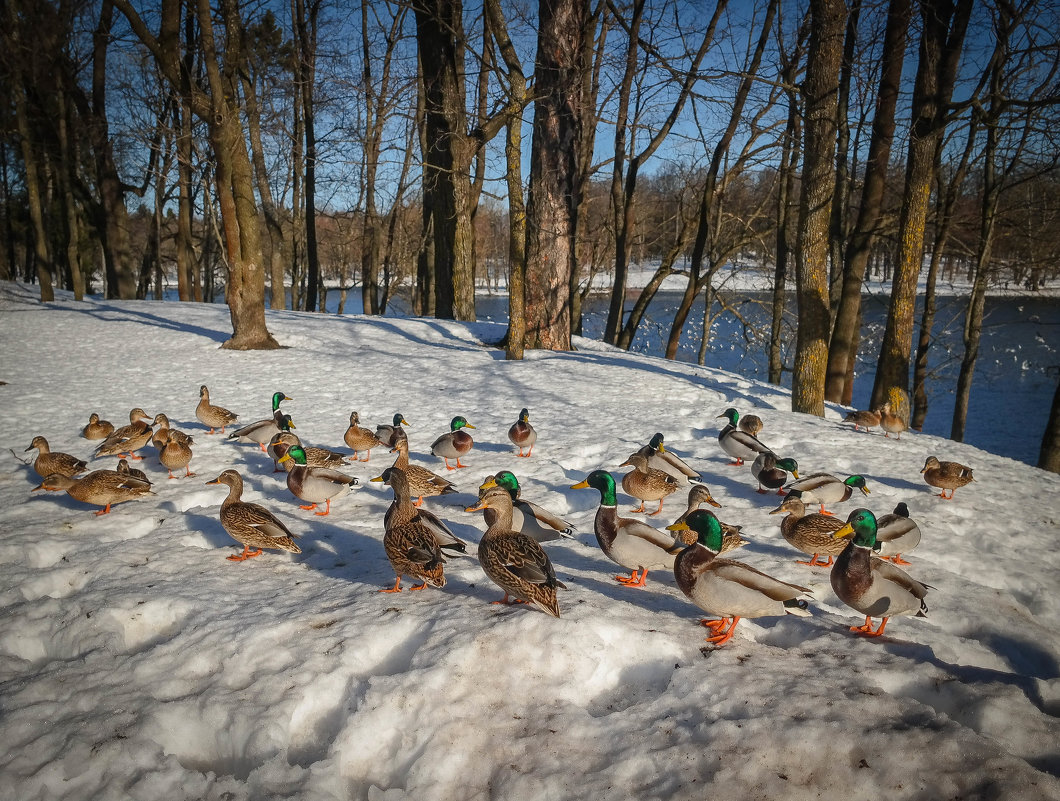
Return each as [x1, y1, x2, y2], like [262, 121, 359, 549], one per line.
[393, 413, 408, 427]
[648, 432, 665, 452]
[279, 444, 308, 466]
[775, 457, 799, 477]
[271, 391, 291, 411]
[571, 469, 617, 505]
[669, 509, 724, 552]
[834, 508, 878, 547]
[277, 414, 295, 432]
[518, 408, 530, 422]
[844, 475, 870, 495]
[716, 408, 739, 425]
[451, 416, 475, 431]
[493, 470, 520, 500]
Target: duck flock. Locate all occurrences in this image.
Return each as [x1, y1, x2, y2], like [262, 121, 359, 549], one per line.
[24, 386, 979, 648]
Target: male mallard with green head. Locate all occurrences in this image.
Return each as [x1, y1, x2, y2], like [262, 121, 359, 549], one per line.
[227, 391, 292, 450]
[716, 408, 772, 466]
[784, 473, 869, 515]
[478, 471, 574, 542]
[277, 444, 359, 516]
[668, 510, 811, 646]
[636, 433, 702, 486]
[431, 416, 476, 470]
[508, 408, 537, 458]
[751, 452, 799, 495]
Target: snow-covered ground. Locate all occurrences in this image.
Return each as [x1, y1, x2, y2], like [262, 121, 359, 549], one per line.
[1, 280, 1058, 800]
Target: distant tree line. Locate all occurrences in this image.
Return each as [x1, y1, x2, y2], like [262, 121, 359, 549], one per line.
[1, 0, 1059, 468]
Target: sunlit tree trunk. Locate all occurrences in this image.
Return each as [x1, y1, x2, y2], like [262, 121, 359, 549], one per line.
[792, 0, 845, 416]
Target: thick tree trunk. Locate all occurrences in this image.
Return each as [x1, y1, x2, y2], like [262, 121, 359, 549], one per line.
[1039, 376, 1060, 473]
[294, 0, 320, 313]
[792, 0, 846, 416]
[871, 0, 972, 409]
[523, 0, 587, 351]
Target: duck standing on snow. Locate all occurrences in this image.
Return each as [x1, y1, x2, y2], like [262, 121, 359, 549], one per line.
[373, 466, 468, 559]
[386, 433, 456, 506]
[508, 408, 537, 458]
[81, 413, 114, 441]
[571, 469, 685, 587]
[344, 411, 384, 461]
[375, 413, 410, 449]
[636, 433, 702, 485]
[619, 452, 680, 516]
[716, 408, 772, 466]
[668, 510, 811, 646]
[751, 452, 799, 495]
[196, 385, 238, 434]
[831, 508, 930, 637]
[873, 502, 921, 565]
[843, 409, 881, 433]
[34, 469, 154, 515]
[270, 433, 348, 472]
[466, 486, 565, 616]
[205, 469, 301, 562]
[478, 471, 574, 542]
[784, 473, 869, 515]
[431, 416, 476, 470]
[768, 495, 845, 567]
[25, 436, 87, 478]
[94, 408, 154, 461]
[921, 456, 973, 499]
[150, 414, 173, 450]
[227, 391, 292, 451]
[879, 402, 908, 439]
[277, 444, 359, 516]
[670, 485, 748, 552]
[158, 430, 195, 479]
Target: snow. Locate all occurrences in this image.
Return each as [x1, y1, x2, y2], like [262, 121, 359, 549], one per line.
[1, 279, 1059, 800]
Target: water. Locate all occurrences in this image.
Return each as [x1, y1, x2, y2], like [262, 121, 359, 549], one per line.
[270, 286, 1059, 466]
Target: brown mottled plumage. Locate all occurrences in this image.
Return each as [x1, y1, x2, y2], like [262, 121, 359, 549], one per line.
[206, 470, 301, 562]
[921, 456, 974, 499]
[196, 385, 238, 434]
[25, 436, 87, 478]
[34, 470, 153, 515]
[768, 495, 845, 567]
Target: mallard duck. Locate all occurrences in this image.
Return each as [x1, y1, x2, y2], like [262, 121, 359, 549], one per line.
[196, 385, 238, 434]
[375, 413, 410, 449]
[227, 391, 292, 450]
[751, 452, 799, 494]
[277, 444, 359, 516]
[879, 401, 908, 439]
[389, 434, 457, 505]
[478, 471, 575, 542]
[25, 436, 87, 478]
[784, 473, 869, 515]
[508, 408, 537, 457]
[373, 467, 468, 557]
[844, 408, 881, 433]
[116, 458, 151, 485]
[739, 414, 764, 438]
[345, 411, 384, 461]
[716, 408, 772, 466]
[920, 456, 974, 499]
[205, 469, 301, 562]
[465, 486, 565, 616]
[873, 502, 921, 565]
[379, 520, 447, 593]
[267, 429, 301, 472]
[81, 413, 114, 441]
[636, 433, 701, 485]
[94, 408, 154, 460]
[670, 485, 748, 552]
[668, 510, 811, 645]
[831, 508, 930, 636]
[619, 452, 679, 515]
[768, 495, 845, 566]
[150, 414, 173, 449]
[431, 416, 476, 470]
[159, 430, 195, 479]
[571, 469, 684, 587]
[34, 469, 154, 515]
[270, 435, 347, 472]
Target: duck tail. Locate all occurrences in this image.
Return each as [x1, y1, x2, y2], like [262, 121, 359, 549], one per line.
[783, 598, 812, 617]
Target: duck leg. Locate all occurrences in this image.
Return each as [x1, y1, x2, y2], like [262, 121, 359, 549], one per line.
[314, 499, 333, 516]
[727, 458, 744, 467]
[705, 617, 741, 645]
[850, 616, 889, 636]
[408, 581, 429, 591]
[94, 504, 113, 516]
[379, 577, 404, 593]
[616, 569, 648, 587]
[227, 545, 263, 562]
[888, 554, 912, 566]
[455, 458, 468, 469]
[796, 554, 834, 567]
[629, 501, 646, 513]
[491, 593, 527, 605]
[299, 502, 318, 511]
[648, 499, 664, 516]
[699, 618, 728, 632]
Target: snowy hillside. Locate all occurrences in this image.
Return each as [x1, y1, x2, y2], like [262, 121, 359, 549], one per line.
[1, 281, 1058, 800]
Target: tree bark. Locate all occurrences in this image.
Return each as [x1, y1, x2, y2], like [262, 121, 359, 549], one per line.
[792, 0, 846, 416]
[870, 0, 973, 409]
[294, 0, 321, 314]
[825, 0, 910, 403]
[1040, 375, 1060, 473]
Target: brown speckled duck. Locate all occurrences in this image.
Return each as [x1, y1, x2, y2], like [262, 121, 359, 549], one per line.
[94, 408, 154, 460]
[921, 456, 974, 499]
[466, 486, 565, 616]
[34, 469, 154, 515]
[81, 413, 114, 441]
[25, 436, 87, 478]
[159, 430, 195, 479]
[844, 408, 881, 433]
[344, 411, 384, 461]
[768, 495, 845, 567]
[636, 433, 702, 486]
[879, 402, 908, 439]
[373, 467, 468, 558]
[196, 385, 238, 434]
[389, 433, 457, 506]
[150, 414, 173, 449]
[206, 469, 301, 562]
[619, 452, 679, 516]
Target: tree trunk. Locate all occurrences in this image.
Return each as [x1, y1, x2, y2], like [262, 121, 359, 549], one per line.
[1039, 375, 1060, 473]
[825, 0, 909, 403]
[413, 0, 476, 321]
[792, 0, 846, 416]
[294, 0, 321, 314]
[870, 0, 973, 409]
[523, 0, 588, 351]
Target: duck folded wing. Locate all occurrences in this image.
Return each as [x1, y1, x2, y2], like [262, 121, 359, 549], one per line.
[709, 561, 811, 600]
